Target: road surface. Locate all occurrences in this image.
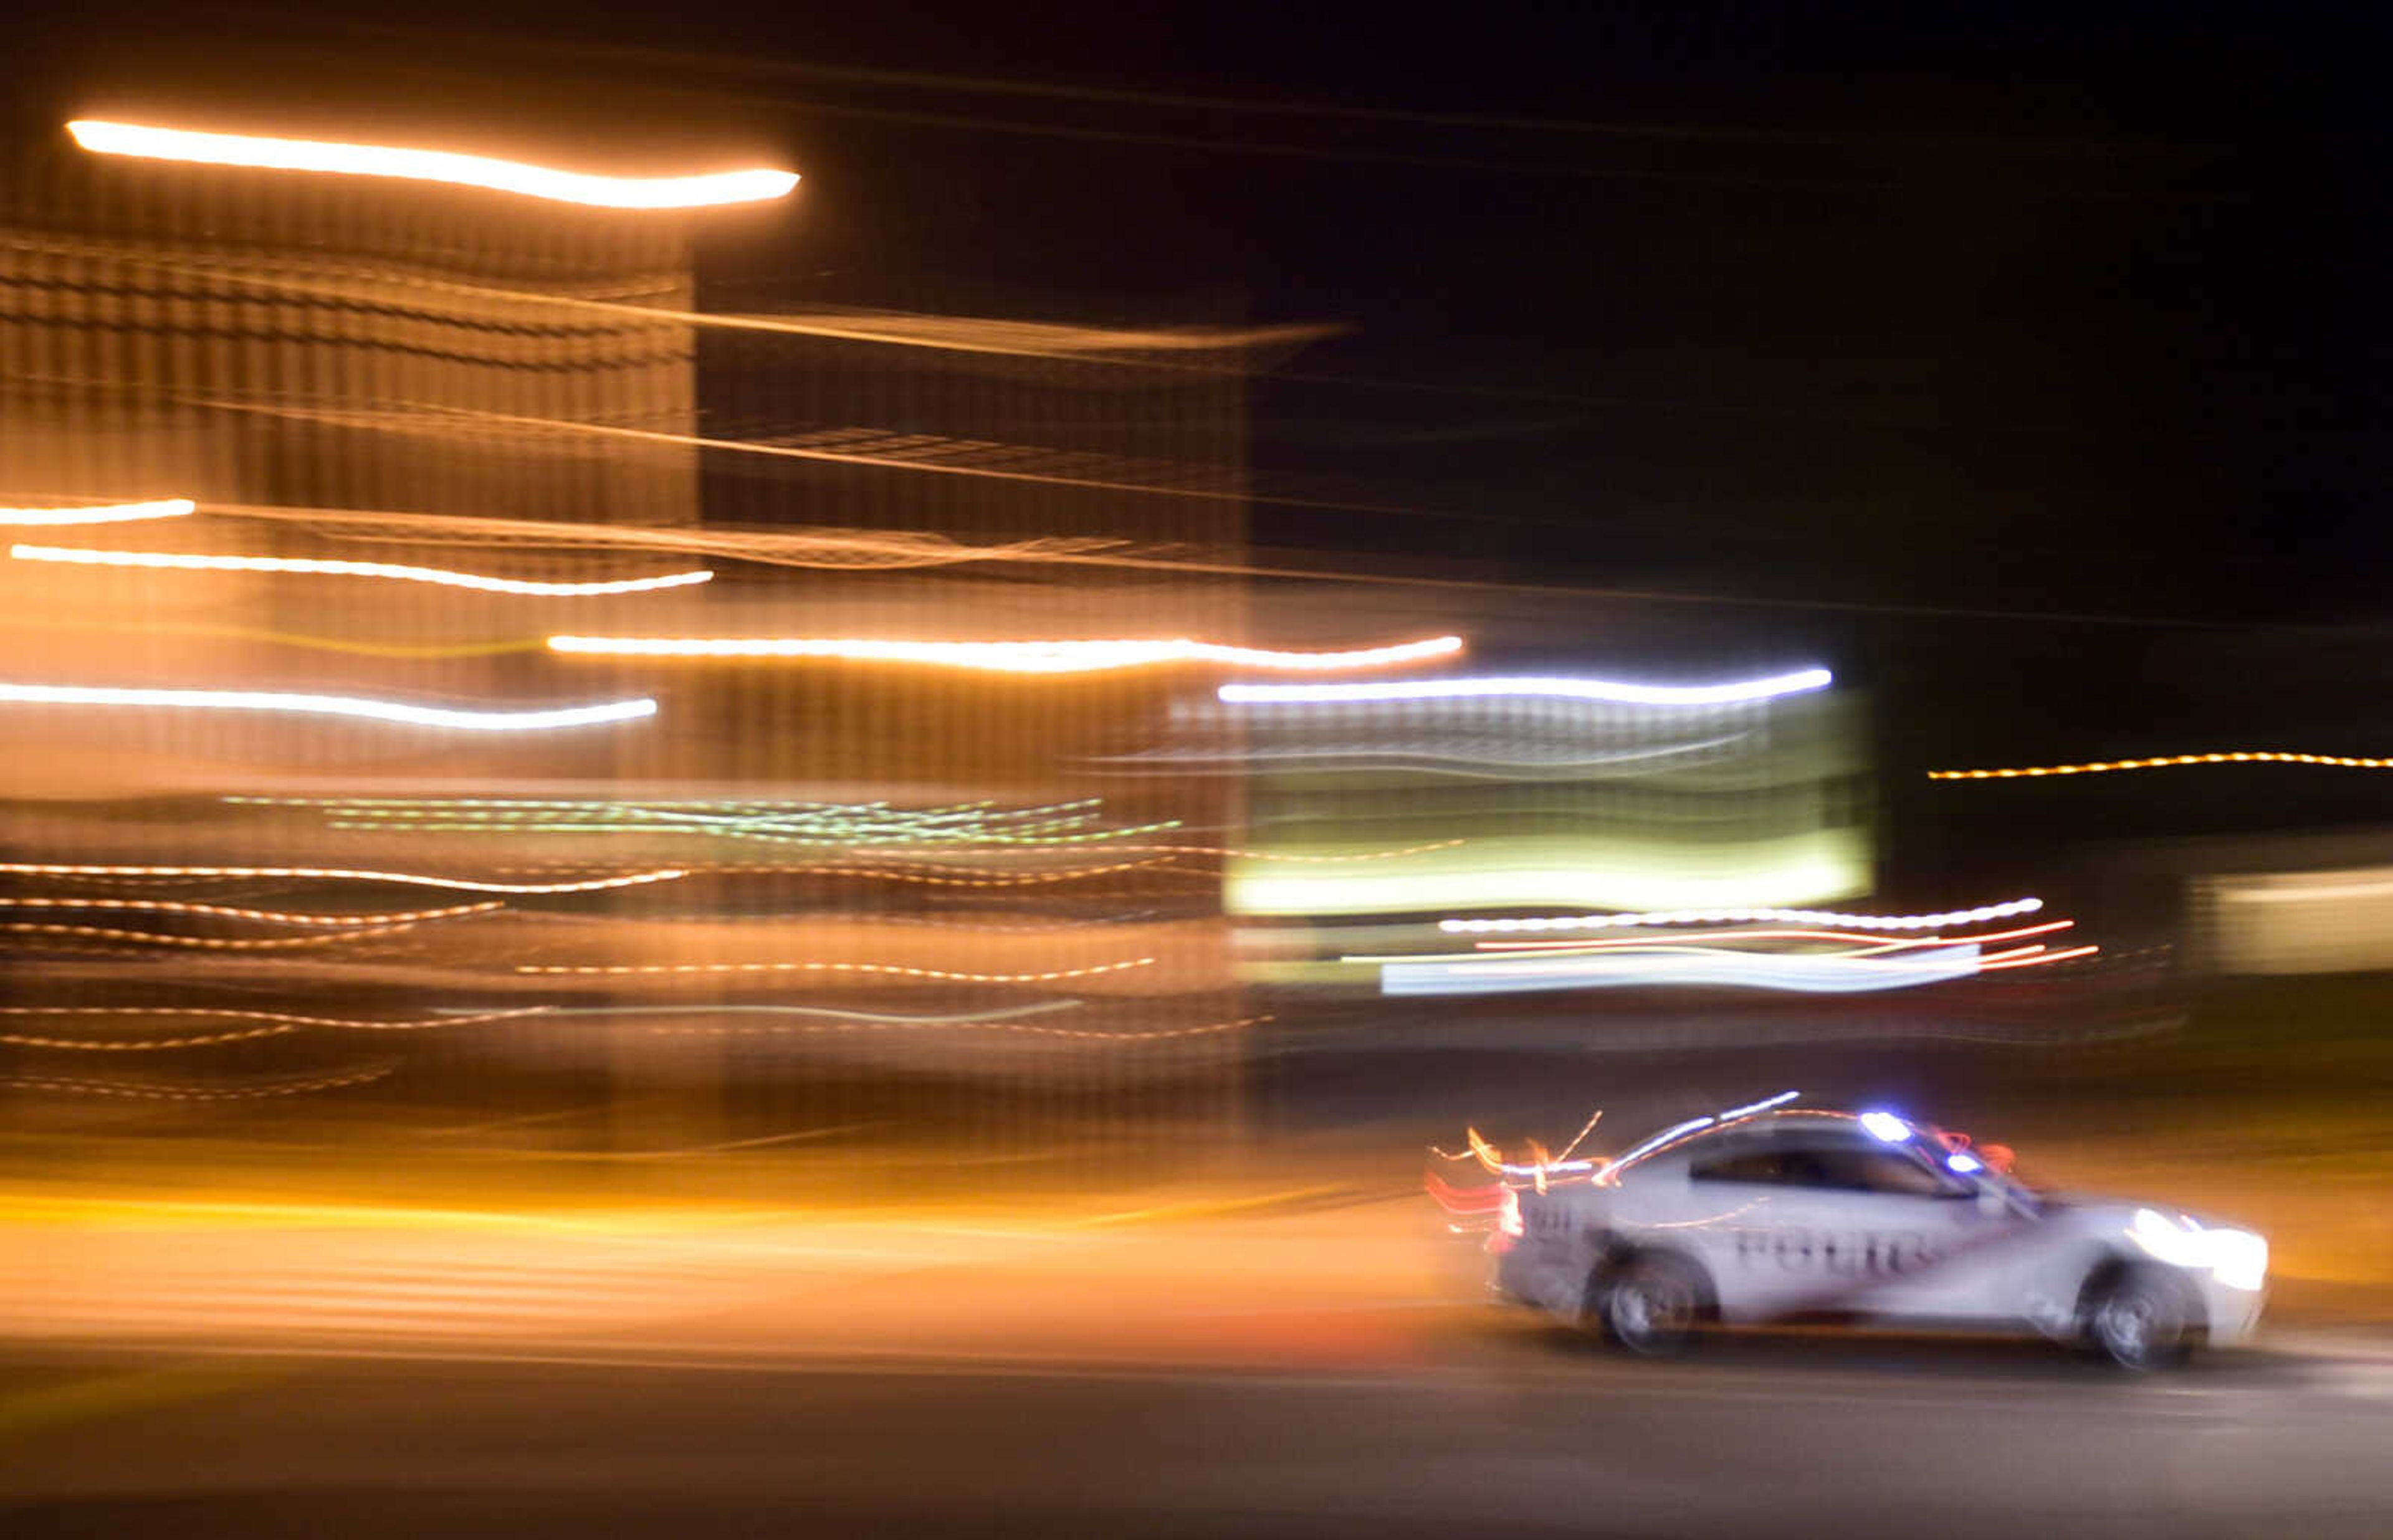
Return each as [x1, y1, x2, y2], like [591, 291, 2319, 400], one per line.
[4, 1329, 2391, 1538]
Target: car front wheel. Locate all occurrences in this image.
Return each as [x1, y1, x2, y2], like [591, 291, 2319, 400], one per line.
[2085, 1268, 2197, 1371]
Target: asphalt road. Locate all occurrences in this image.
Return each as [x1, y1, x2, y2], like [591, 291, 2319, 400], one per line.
[5, 1328, 2391, 1539]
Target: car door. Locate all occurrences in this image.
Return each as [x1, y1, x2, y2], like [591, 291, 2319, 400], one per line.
[1672, 1135, 1844, 1322]
[1687, 1130, 1984, 1323]
[1787, 1139, 2002, 1321]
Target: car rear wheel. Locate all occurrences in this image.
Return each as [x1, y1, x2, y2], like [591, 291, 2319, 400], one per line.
[2085, 1268, 2196, 1371]
[1601, 1253, 1707, 1357]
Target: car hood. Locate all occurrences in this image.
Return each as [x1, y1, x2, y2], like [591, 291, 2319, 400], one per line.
[2040, 1192, 2263, 1238]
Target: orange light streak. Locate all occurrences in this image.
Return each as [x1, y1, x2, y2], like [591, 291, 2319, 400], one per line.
[546, 634, 1464, 674]
[0, 1005, 545, 1032]
[67, 120, 798, 208]
[676, 858, 1175, 887]
[0, 920, 417, 949]
[1555, 1108, 1605, 1161]
[0, 1024, 297, 1050]
[1153, 839, 1466, 862]
[0, 1063, 394, 1100]
[646, 1013, 1267, 1042]
[0, 896, 500, 926]
[1976, 943, 2100, 971]
[1931, 752, 2393, 779]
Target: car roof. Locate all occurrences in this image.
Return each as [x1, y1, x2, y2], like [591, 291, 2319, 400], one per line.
[1612, 1107, 1888, 1175]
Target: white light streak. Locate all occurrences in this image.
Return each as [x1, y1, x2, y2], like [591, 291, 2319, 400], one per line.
[12, 544, 713, 596]
[1609, 1116, 1716, 1170]
[1859, 1111, 1911, 1143]
[474, 1001, 1082, 1027]
[0, 498, 196, 527]
[1472, 920, 2072, 955]
[1440, 898, 2043, 935]
[0, 863, 685, 894]
[1378, 946, 1985, 997]
[1218, 667, 1832, 708]
[547, 634, 1463, 674]
[67, 120, 798, 209]
[1717, 1090, 1800, 1121]
[0, 682, 655, 731]
[515, 957, 1155, 982]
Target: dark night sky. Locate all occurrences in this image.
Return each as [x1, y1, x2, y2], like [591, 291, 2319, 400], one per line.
[17, 3, 2386, 624]
[11, 3, 2393, 860]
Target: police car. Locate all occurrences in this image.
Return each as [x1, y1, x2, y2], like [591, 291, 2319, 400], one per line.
[1463, 1093, 2266, 1369]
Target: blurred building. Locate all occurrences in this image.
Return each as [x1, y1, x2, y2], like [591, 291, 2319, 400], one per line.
[0, 115, 1285, 1159]
[1193, 673, 1875, 989]
[2090, 830, 2393, 976]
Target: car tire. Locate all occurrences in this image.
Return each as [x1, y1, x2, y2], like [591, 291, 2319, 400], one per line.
[2084, 1267, 2197, 1371]
[1600, 1252, 1708, 1357]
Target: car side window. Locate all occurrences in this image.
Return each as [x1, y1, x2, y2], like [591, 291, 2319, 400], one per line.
[1691, 1138, 1956, 1196]
[1794, 1144, 1953, 1197]
[1847, 1148, 1962, 1195]
[1689, 1146, 1787, 1184]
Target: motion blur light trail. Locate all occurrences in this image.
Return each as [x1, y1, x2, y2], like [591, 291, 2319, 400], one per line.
[1439, 898, 2044, 933]
[0, 617, 550, 660]
[515, 956, 1158, 981]
[232, 795, 1183, 848]
[0, 896, 503, 925]
[1373, 907, 2093, 996]
[0, 683, 657, 731]
[1377, 944, 1992, 996]
[169, 495, 1128, 571]
[1135, 839, 1466, 862]
[521, 1000, 1089, 1028]
[591, 1005, 1269, 1042]
[1218, 667, 1830, 707]
[0, 498, 195, 526]
[0, 864, 686, 893]
[65, 120, 800, 208]
[659, 857, 1177, 886]
[1979, 943, 2099, 969]
[0, 1022, 303, 1051]
[17, 234, 1335, 366]
[1931, 751, 2393, 778]
[547, 634, 1463, 673]
[219, 397, 1312, 511]
[0, 1063, 396, 1101]
[0, 918, 420, 950]
[1228, 835, 1869, 915]
[1093, 733, 1758, 776]
[11, 544, 714, 596]
[0, 1006, 548, 1052]
[1467, 918, 2075, 953]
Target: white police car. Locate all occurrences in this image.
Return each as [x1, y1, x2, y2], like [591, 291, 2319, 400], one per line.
[1472, 1094, 2266, 1369]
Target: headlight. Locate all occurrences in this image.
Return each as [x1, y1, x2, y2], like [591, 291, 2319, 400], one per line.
[2208, 1230, 2269, 1293]
[2126, 1208, 2268, 1292]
